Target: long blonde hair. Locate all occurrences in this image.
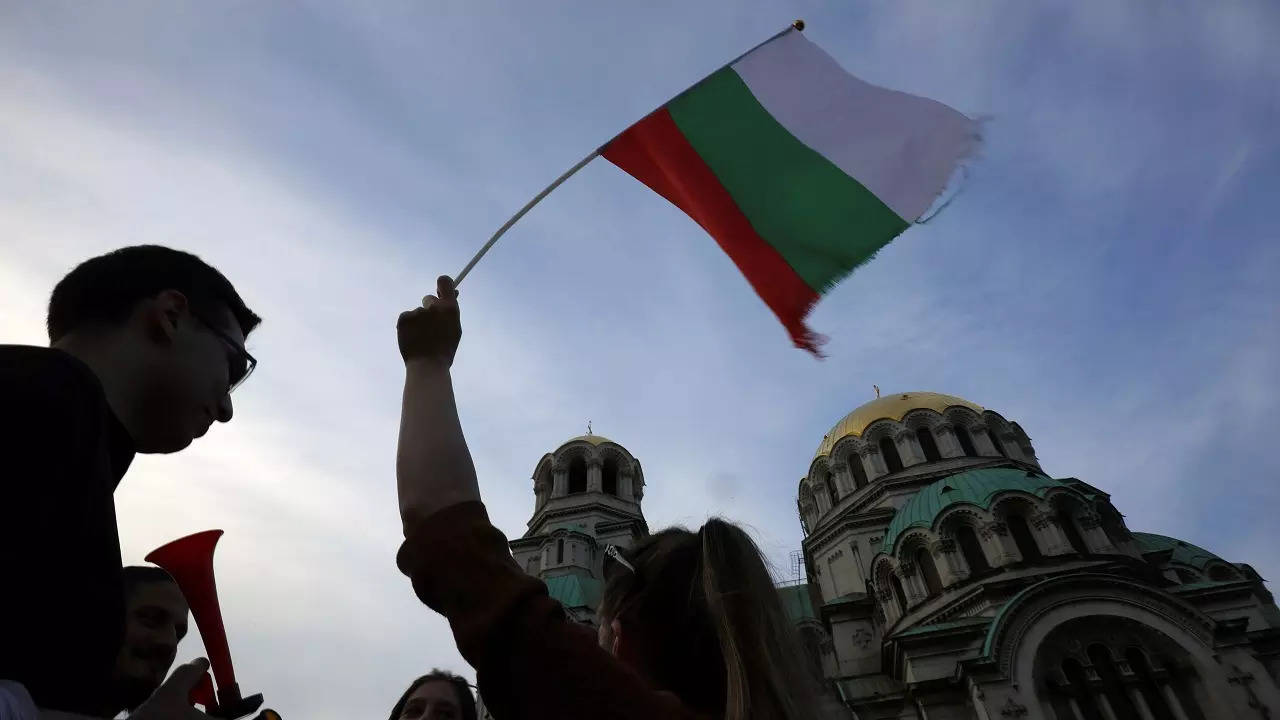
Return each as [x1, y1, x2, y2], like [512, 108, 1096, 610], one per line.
[601, 518, 828, 719]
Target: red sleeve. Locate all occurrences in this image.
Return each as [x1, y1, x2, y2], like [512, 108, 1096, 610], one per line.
[396, 502, 709, 720]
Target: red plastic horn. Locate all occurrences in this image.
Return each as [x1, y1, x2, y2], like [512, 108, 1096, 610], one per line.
[146, 530, 263, 719]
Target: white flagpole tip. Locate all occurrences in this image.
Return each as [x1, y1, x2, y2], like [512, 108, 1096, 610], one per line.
[793, 19, 805, 31]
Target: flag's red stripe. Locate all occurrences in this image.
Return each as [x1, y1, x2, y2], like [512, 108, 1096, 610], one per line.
[602, 109, 825, 354]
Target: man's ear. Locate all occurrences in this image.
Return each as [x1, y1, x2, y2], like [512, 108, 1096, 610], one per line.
[145, 290, 190, 343]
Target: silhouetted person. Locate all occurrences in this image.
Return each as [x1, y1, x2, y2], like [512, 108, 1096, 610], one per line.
[0, 246, 260, 716]
[110, 567, 191, 715]
[393, 277, 830, 719]
[389, 671, 477, 720]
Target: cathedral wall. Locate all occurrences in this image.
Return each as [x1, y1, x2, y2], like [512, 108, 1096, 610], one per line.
[811, 530, 881, 604]
[512, 546, 542, 575]
[1185, 589, 1275, 631]
[900, 641, 984, 684]
[913, 694, 975, 720]
[594, 526, 634, 551]
[820, 544, 864, 600]
[829, 616, 880, 676]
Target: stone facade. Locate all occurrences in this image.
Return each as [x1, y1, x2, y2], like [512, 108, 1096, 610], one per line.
[793, 392, 1280, 719]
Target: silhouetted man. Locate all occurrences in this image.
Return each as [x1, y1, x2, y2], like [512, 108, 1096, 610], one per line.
[110, 567, 191, 715]
[0, 246, 260, 715]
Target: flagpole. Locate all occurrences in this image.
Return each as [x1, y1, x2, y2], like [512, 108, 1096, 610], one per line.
[453, 19, 805, 287]
[454, 148, 601, 285]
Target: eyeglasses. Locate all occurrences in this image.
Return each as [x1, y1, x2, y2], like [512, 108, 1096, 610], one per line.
[194, 314, 257, 394]
[603, 545, 636, 575]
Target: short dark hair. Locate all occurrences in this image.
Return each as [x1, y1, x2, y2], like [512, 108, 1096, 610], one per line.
[48, 245, 261, 343]
[388, 670, 477, 720]
[121, 566, 178, 600]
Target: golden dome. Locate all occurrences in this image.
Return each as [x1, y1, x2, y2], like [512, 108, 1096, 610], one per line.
[562, 434, 614, 447]
[814, 392, 984, 458]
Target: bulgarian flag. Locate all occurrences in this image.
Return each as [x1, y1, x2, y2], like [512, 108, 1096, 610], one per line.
[601, 25, 977, 354]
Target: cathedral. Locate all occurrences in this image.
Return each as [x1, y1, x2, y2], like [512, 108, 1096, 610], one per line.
[479, 392, 1280, 719]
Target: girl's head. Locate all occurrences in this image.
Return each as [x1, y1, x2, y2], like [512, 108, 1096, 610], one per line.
[388, 670, 477, 720]
[599, 518, 825, 720]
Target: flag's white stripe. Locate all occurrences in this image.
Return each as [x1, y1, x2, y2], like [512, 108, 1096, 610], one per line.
[732, 31, 975, 222]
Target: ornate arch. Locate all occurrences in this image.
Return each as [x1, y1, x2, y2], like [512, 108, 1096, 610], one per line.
[1042, 486, 1092, 509]
[798, 485, 816, 515]
[806, 456, 833, 484]
[596, 443, 634, 468]
[872, 555, 899, 588]
[935, 504, 995, 535]
[976, 573, 1217, 680]
[989, 490, 1049, 519]
[982, 410, 1012, 431]
[1204, 561, 1241, 582]
[862, 419, 905, 446]
[897, 528, 939, 562]
[944, 406, 983, 429]
[531, 455, 554, 490]
[829, 435, 868, 469]
[1009, 421, 1036, 450]
[1168, 563, 1205, 584]
[901, 408, 946, 431]
[554, 442, 595, 467]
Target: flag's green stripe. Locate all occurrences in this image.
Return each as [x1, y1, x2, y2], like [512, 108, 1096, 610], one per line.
[667, 68, 909, 292]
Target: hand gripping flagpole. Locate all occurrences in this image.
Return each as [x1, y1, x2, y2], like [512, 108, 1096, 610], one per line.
[452, 19, 805, 287]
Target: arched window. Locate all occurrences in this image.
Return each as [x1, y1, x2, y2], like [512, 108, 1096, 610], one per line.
[568, 457, 587, 494]
[879, 437, 904, 473]
[602, 457, 619, 496]
[1127, 648, 1177, 720]
[848, 454, 868, 489]
[1043, 620, 1207, 720]
[954, 425, 977, 456]
[1006, 513, 1042, 562]
[915, 548, 943, 595]
[1208, 564, 1236, 582]
[556, 538, 565, 564]
[889, 574, 907, 615]
[525, 556, 540, 575]
[915, 428, 942, 462]
[1099, 510, 1129, 549]
[824, 471, 840, 508]
[956, 525, 990, 575]
[1088, 645, 1139, 718]
[1056, 508, 1089, 554]
[1061, 659, 1104, 720]
[988, 430, 1007, 457]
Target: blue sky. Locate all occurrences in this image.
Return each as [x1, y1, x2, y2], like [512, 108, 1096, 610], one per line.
[2, 1, 1277, 717]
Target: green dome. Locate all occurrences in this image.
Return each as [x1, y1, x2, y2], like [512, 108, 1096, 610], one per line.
[1132, 532, 1224, 571]
[881, 468, 1081, 554]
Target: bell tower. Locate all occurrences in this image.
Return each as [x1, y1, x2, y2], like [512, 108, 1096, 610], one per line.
[506, 430, 649, 625]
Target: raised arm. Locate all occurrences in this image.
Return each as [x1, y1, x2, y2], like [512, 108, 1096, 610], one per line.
[395, 276, 480, 531]
[392, 277, 707, 719]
